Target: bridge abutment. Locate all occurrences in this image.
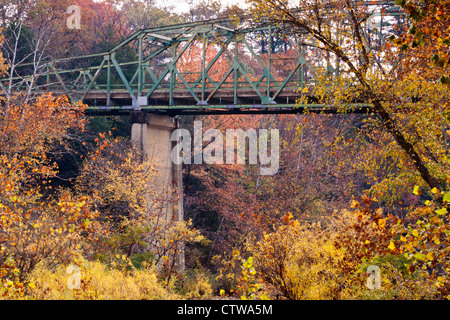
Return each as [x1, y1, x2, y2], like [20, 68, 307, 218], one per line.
[130, 112, 184, 272]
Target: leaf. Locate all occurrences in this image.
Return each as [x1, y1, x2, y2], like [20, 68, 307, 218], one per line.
[413, 186, 420, 195]
[435, 208, 447, 216]
[388, 241, 395, 251]
[414, 252, 426, 261]
[350, 200, 360, 208]
[243, 256, 253, 269]
[443, 193, 450, 202]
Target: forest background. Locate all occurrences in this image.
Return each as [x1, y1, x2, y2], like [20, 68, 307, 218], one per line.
[0, 0, 450, 300]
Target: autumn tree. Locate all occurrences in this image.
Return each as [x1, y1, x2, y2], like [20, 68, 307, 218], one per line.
[0, 0, 74, 103]
[243, 0, 449, 201]
[183, 0, 228, 21]
[0, 28, 107, 296]
[121, 0, 183, 31]
[0, 92, 110, 295]
[393, 0, 450, 83]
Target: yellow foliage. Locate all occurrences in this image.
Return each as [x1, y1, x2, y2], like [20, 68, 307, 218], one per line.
[179, 272, 213, 300]
[248, 220, 345, 300]
[348, 262, 437, 300]
[25, 260, 180, 300]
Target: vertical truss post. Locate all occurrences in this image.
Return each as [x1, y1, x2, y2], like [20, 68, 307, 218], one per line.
[267, 25, 272, 99]
[142, 62, 146, 91]
[201, 33, 207, 104]
[299, 42, 305, 92]
[106, 54, 111, 106]
[297, 37, 302, 83]
[169, 42, 178, 106]
[233, 41, 238, 105]
[137, 34, 144, 97]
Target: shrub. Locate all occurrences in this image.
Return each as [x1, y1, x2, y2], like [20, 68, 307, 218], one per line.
[25, 259, 180, 300]
[247, 219, 344, 300]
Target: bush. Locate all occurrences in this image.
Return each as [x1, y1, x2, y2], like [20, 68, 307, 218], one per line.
[175, 269, 214, 300]
[24, 259, 180, 300]
[248, 220, 345, 300]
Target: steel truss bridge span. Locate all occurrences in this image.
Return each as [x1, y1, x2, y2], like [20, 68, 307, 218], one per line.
[6, 6, 402, 115]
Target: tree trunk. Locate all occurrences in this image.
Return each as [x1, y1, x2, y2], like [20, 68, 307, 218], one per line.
[370, 97, 443, 192]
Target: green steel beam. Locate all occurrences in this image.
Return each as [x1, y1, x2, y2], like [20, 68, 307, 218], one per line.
[111, 52, 135, 100]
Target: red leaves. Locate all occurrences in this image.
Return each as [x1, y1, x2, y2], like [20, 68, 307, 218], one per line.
[282, 212, 294, 225]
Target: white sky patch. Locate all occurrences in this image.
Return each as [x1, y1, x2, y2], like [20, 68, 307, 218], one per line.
[154, 0, 244, 15]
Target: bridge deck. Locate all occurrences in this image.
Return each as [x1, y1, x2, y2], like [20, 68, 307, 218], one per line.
[75, 88, 373, 115]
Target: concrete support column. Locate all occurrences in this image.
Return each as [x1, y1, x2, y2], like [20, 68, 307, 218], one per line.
[131, 112, 184, 271]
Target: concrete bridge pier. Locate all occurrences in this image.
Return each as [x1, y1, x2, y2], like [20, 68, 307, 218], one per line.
[130, 112, 184, 272]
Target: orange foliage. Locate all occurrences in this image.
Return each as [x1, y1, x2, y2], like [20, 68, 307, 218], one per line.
[177, 42, 232, 86]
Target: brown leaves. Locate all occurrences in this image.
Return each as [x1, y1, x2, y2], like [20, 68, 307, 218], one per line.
[334, 196, 403, 274]
[393, 0, 450, 81]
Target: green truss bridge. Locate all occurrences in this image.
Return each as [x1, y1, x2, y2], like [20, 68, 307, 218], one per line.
[3, 13, 402, 116]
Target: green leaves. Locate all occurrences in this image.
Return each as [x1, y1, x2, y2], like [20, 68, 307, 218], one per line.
[443, 193, 450, 202]
[414, 252, 426, 261]
[438, 75, 450, 86]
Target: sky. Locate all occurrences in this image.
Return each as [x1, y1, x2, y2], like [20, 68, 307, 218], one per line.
[154, 0, 243, 15]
